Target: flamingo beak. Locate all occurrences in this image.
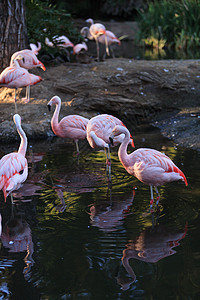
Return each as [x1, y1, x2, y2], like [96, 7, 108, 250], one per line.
[47, 104, 51, 111]
[41, 63, 46, 71]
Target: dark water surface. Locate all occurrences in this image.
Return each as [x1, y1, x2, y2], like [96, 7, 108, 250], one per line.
[0, 125, 199, 300]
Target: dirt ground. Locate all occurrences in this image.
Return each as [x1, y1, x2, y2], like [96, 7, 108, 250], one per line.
[0, 57, 200, 151]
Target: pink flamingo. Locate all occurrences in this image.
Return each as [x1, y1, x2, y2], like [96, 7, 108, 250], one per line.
[87, 114, 134, 180]
[29, 42, 42, 55]
[45, 35, 74, 61]
[47, 95, 89, 154]
[10, 49, 45, 103]
[0, 114, 28, 204]
[98, 30, 121, 58]
[0, 55, 42, 112]
[73, 42, 88, 55]
[85, 18, 109, 61]
[109, 125, 188, 209]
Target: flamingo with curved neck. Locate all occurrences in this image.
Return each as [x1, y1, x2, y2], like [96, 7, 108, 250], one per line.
[109, 125, 188, 209]
[0, 114, 28, 202]
[47, 96, 89, 154]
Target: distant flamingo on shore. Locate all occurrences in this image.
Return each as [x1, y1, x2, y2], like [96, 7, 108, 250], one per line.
[87, 114, 134, 180]
[84, 18, 109, 61]
[47, 95, 89, 154]
[10, 49, 45, 104]
[0, 56, 42, 112]
[109, 125, 188, 210]
[0, 114, 28, 204]
[98, 30, 121, 58]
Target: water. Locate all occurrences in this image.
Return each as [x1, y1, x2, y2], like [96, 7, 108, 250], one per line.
[0, 125, 199, 300]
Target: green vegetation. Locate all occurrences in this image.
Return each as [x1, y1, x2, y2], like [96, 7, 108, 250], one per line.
[137, 0, 200, 51]
[25, 0, 80, 52]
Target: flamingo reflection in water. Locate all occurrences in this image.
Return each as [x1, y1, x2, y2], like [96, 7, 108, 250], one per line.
[89, 188, 136, 232]
[116, 221, 188, 291]
[1, 208, 34, 280]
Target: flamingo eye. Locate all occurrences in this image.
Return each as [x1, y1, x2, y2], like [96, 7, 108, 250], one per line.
[19, 169, 24, 175]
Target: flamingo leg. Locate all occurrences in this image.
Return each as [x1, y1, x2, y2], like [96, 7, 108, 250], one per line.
[23, 85, 30, 103]
[10, 193, 14, 205]
[75, 140, 80, 154]
[104, 147, 112, 181]
[14, 89, 18, 113]
[154, 186, 160, 206]
[95, 37, 100, 62]
[105, 34, 110, 56]
[150, 185, 154, 209]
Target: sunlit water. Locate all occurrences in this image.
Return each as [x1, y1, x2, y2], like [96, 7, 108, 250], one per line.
[0, 125, 199, 300]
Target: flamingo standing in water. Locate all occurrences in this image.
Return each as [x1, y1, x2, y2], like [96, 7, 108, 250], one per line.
[87, 114, 134, 180]
[0, 114, 28, 204]
[10, 49, 45, 103]
[109, 125, 188, 209]
[47, 96, 89, 154]
[0, 55, 42, 112]
[85, 18, 109, 61]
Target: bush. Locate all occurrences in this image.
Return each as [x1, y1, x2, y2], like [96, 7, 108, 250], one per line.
[25, 0, 80, 54]
[137, 0, 200, 51]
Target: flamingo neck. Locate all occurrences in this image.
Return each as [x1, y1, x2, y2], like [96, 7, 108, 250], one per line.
[17, 125, 27, 157]
[51, 101, 61, 135]
[118, 128, 131, 168]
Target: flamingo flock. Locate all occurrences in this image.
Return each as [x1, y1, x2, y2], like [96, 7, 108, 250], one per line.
[0, 20, 188, 235]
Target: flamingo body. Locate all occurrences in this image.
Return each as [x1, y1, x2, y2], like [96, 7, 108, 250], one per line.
[123, 148, 187, 187]
[48, 96, 89, 152]
[0, 60, 42, 89]
[73, 42, 88, 55]
[98, 30, 121, 46]
[10, 49, 45, 71]
[0, 114, 28, 201]
[87, 114, 134, 149]
[45, 36, 74, 48]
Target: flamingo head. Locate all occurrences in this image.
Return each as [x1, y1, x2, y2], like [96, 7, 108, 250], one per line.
[47, 95, 61, 111]
[13, 114, 22, 129]
[109, 125, 135, 147]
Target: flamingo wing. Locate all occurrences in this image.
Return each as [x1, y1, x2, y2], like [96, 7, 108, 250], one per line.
[0, 153, 28, 200]
[0, 66, 27, 86]
[132, 148, 188, 186]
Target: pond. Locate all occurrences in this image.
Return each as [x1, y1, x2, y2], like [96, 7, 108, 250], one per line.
[0, 124, 199, 299]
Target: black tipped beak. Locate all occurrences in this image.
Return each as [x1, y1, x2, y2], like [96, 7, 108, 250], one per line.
[109, 136, 114, 146]
[47, 104, 51, 111]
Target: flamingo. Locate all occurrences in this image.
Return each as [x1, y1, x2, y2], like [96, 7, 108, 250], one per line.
[47, 95, 89, 154]
[10, 49, 45, 103]
[0, 56, 42, 112]
[84, 18, 109, 61]
[45, 35, 74, 61]
[73, 42, 88, 55]
[98, 30, 121, 58]
[29, 42, 42, 55]
[109, 125, 188, 209]
[0, 114, 28, 204]
[87, 114, 134, 180]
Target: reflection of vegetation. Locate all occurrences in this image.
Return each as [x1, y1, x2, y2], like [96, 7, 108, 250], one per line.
[137, 0, 200, 52]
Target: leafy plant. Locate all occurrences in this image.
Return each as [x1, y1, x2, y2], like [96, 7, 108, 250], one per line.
[25, 0, 81, 54]
[137, 0, 200, 51]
